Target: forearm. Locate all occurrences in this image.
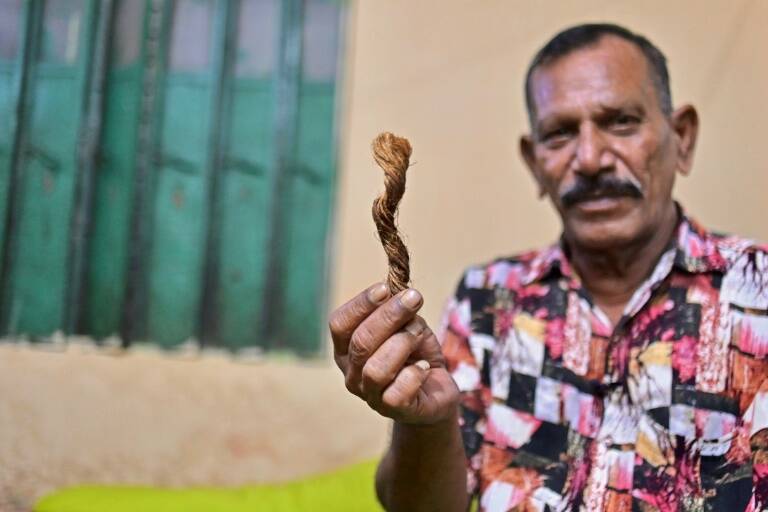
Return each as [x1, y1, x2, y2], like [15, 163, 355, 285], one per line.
[375, 411, 469, 512]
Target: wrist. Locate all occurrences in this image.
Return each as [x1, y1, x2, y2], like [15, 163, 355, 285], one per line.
[394, 407, 459, 431]
[391, 407, 461, 450]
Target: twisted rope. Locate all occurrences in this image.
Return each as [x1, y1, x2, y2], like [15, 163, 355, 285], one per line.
[371, 132, 413, 295]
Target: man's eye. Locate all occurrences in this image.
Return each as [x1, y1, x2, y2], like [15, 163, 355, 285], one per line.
[612, 115, 639, 129]
[543, 128, 572, 144]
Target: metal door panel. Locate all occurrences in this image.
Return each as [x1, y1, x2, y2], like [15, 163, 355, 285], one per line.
[213, 0, 280, 351]
[216, 79, 275, 351]
[0, 0, 24, 279]
[0, 66, 14, 247]
[145, 0, 219, 347]
[146, 82, 214, 346]
[85, 72, 144, 337]
[11, 75, 80, 335]
[278, 84, 336, 353]
[6, 0, 96, 336]
[10, 156, 71, 334]
[84, 0, 147, 338]
[275, 0, 341, 353]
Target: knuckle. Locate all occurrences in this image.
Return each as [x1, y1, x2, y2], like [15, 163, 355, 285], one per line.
[328, 312, 346, 336]
[344, 372, 360, 396]
[404, 315, 425, 334]
[361, 359, 388, 386]
[399, 331, 419, 350]
[400, 367, 420, 387]
[383, 386, 410, 410]
[380, 300, 409, 327]
[348, 329, 374, 365]
[333, 353, 347, 372]
[387, 331, 418, 357]
[331, 305, 362, 333]
[352, 296, 375, 318]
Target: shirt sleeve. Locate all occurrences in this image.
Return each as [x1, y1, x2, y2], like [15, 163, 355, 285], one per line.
[743, 377, 768, 510]
[438, 270, 493, 501]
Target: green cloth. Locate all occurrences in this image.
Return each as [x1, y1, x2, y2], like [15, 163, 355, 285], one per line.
[35, 460, 383, 512]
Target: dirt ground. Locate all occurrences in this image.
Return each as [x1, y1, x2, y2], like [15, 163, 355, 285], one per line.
[0, 341, 390, 512]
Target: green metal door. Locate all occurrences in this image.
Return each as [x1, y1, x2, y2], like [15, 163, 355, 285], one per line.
[141, 0, 224, 347]
[0, 0, 345, 353]
[84, 0, 147, 339]
[0, 0, 24, 277]
[272, 0, 342, 353]
[211, 0, 344, 354]
[1, 0, 98, 337]
[209, 0, 280, 351]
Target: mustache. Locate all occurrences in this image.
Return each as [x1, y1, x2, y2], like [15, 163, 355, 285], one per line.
[560, 176, 643, 208]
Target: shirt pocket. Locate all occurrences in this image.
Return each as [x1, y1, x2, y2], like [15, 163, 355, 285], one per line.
[636, 405, 751, 499]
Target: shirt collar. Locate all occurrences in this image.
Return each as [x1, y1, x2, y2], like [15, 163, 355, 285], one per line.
[520, 241, 571, 286]
[520, 205, 727, 286]
[671, 212, 729, 274]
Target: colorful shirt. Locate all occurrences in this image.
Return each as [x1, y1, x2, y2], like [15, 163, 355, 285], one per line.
[440, 212, 768, 511]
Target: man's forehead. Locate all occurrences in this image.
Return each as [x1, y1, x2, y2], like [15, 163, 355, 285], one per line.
[529, 36, 656, 119]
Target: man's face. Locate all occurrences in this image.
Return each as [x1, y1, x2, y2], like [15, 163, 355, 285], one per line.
[521, 35, 695, 251]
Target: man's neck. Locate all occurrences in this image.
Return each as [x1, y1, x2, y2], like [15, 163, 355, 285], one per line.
[566, 204, 679, 325]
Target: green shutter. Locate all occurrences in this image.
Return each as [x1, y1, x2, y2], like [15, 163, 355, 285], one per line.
[0, 0, 99, 338]
[84, 0, 148, 339]
[210, 0, 279, 352]
[0, 0, 346, 354]
[276, 0, 343, 354]
[0, 0, 27, 298]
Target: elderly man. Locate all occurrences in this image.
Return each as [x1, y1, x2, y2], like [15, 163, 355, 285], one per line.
[329, 23, 768, 511]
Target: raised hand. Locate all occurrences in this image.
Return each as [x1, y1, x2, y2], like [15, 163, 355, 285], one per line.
[329, 283, 459, 425]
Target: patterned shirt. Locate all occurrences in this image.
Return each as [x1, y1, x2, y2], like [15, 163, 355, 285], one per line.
[440, 211, 768, 511]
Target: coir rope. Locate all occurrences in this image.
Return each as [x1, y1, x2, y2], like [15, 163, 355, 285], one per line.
[371, 132, 413, 295]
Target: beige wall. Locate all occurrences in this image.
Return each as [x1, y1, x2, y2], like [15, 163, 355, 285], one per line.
[2, 1, 766, 510]
[0, 342, 389, 510]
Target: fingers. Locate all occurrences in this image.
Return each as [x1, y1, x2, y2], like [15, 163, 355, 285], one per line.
[345, 290, 423, 396]
[329, 282, 390, 356]
[380, 366, 461, 424]
[380, 361, 431, 412]
[331, 286, 456, 424]
[347, 289, 423, 368]
[360, 318, 425, 398]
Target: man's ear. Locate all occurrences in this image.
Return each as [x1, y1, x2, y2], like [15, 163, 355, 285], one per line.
[671, 104, 699, 177]
[520, 135, 546, 198]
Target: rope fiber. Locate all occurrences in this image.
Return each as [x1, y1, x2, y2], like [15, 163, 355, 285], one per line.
[371, 132, 413, 295]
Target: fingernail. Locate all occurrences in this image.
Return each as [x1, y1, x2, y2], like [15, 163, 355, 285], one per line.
[414, 360, 430, 371]
[400, 289, 422, 309]
[368, 283, 389, 304]
[404, 318, 424, 336]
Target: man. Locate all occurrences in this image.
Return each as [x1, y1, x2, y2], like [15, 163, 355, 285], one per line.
[329, 23, 768, 511]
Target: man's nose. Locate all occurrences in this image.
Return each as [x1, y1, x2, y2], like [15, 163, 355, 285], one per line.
[574, 124, 613, 176]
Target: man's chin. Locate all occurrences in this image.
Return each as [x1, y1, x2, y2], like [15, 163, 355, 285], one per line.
[563, 215, 642, 251]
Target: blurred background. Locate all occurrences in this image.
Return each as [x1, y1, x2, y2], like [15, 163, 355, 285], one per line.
[0, 0, 766, 510]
